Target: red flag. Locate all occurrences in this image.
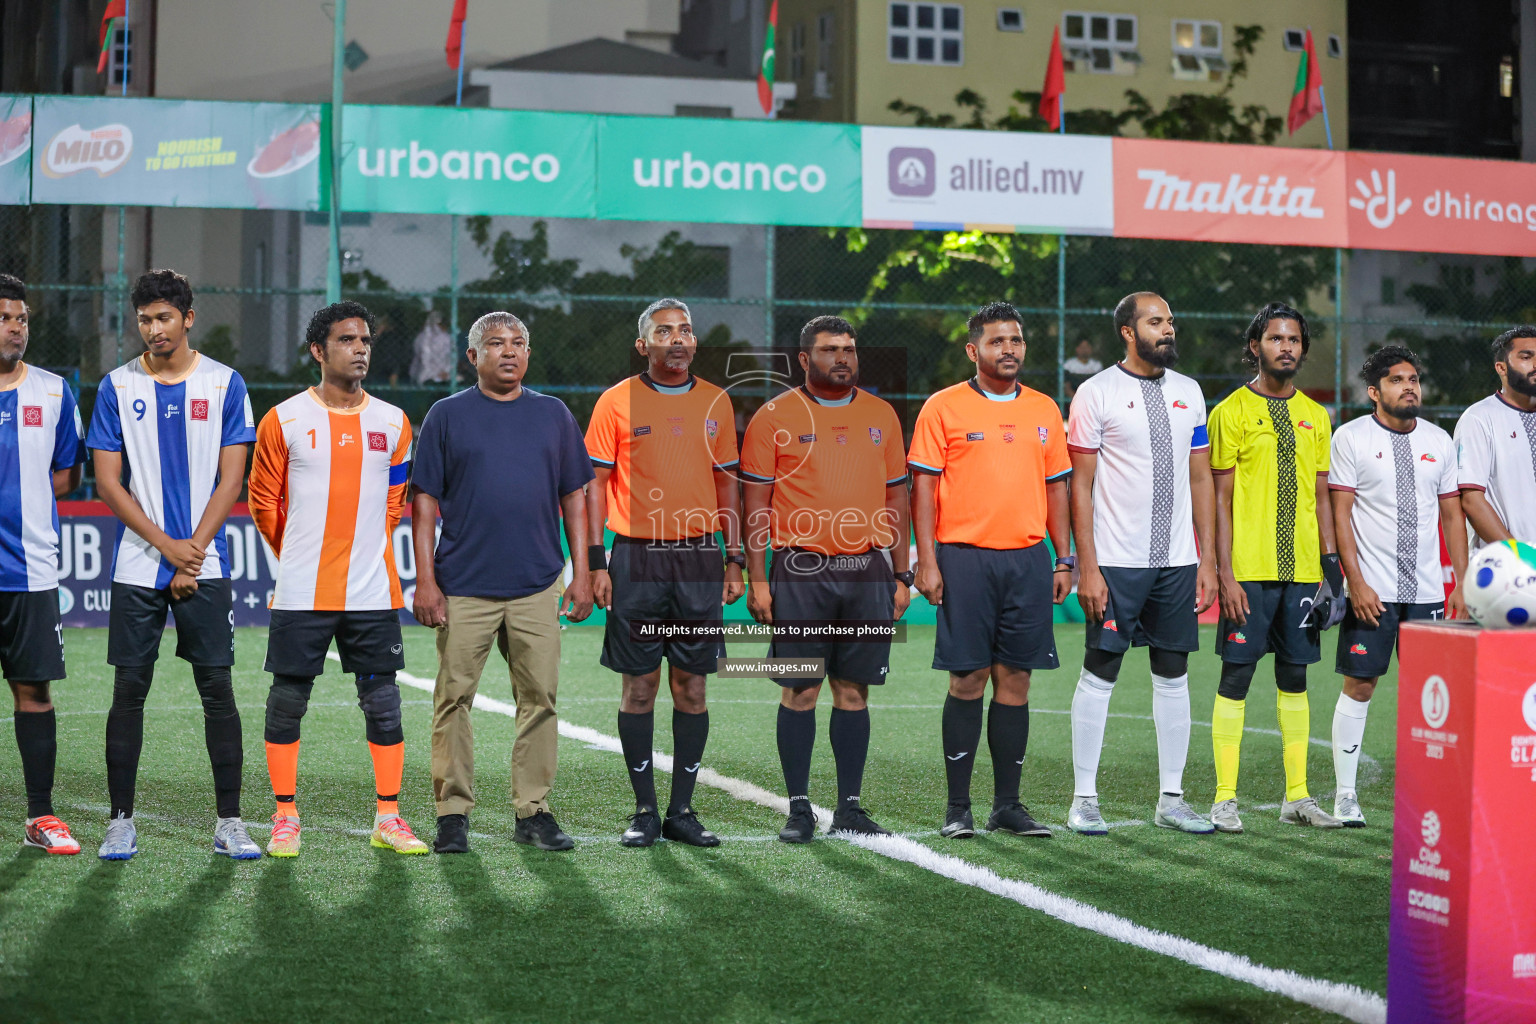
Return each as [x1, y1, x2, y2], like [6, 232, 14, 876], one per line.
[1287, 29, 1325, 134]
[757, 0, 778, 115]
[445, 0, 468, 70]
[1040, 26, 1065, 131]
[97, 0, 126, 75]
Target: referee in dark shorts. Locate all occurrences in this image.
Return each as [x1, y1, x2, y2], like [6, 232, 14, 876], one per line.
[908, 302, 1072, 840]
[586, 298, 744, 848]
[741, 315, 911, 842]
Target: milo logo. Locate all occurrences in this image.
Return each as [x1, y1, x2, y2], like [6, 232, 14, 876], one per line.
[42, 123, 133, 178]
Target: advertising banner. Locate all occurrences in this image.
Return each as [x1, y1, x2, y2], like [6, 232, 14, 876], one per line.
[0, 95, 30, 206]
[31, 96, 320, 210]
[1112, 137, 1348, 248]
[1345, 150, 1536, 258]
[342, 105, 596, 217]
[862, 125, 1114, 234]
[596, 114, 861, 226]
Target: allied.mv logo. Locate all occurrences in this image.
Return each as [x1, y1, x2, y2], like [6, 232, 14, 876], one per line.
[888, 147, 935, 197]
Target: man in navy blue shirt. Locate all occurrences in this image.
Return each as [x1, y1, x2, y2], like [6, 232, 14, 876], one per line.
[411, 311, 594, 853]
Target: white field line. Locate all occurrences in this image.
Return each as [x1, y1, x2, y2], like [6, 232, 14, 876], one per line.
[372, 655, 1386, 1024]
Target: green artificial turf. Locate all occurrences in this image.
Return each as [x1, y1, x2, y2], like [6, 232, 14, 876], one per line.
[0, 625, 1393, 1023]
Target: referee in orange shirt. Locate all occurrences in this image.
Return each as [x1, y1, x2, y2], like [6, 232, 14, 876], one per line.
[586, 298, 744, 848]
[741, 315, 911, 841]
[909, 302, 1073, 840]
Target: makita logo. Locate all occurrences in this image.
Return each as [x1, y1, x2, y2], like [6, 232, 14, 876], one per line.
[42, 123, 133, 178]
[1136, 169, 1324, 219]
[634, 152, 825, 194]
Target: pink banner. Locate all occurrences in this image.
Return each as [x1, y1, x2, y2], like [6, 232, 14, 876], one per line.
[1345, 151, 1536, 257]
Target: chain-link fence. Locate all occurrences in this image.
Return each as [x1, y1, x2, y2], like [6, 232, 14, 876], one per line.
[3, 202, 1532, 495]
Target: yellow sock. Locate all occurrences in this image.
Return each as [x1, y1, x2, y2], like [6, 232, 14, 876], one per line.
[1211, 696, 1245, 803]
[1277, 690, 1311, 802]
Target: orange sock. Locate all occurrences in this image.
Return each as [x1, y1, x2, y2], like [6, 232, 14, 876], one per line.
[266, 740, 300, 817]
[369, 742, 404, 816]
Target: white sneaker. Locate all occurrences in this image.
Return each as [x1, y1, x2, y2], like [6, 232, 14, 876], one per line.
[213, 817, 263, 859]
[1209, 799, 1243, 834]
[1333, 792, 1366, 828]
[1067, 795, 1108, 835]
[98, 813, 138, 860]
[1154, 794, 1214, 834]
[1279, 797, 1344, 829]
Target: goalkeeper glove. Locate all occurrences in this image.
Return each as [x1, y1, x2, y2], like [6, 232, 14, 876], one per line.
[1305, 554, 1347, 634]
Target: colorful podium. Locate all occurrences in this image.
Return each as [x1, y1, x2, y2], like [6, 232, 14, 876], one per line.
[1389, 623, 1536, 1022]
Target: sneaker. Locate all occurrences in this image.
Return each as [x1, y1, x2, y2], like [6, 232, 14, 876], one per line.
[23, 815, 81, 855]
[214, 817, 263, 860]
[371, 814, 429, 854]
[434, 813, 469, 854]
[940, 803, 975, 839]
[1154, 794, 1215, 834]
[1333, 792, 1366, 828]
[778, 800, 817, 844]
[1210, 799, 1243, 834]
[985, 803, 1052, 838]
[1279, 796, 1344, 829]
[662, 808, 721, 847]
[620, 809, 662, 848]
[267, 814, 301, 858]
[829, 805, 892, 837]
[98, 814, 137, 860]
[514, 810, 575, 851]
[1067, 795, 1108, 836]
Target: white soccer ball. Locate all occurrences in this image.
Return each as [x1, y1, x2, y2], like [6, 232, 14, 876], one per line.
[1464, 540, 1536, 629]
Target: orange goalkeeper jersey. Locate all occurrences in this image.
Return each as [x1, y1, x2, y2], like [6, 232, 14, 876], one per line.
[248, 389, 411, 611]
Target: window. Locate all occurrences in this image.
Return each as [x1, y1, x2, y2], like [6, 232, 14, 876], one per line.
[888, 3, 964, 65]
[790, 22, 805, 79]
[1327, 34, 1342, 58]
[1061, 12, 1138, 75]
[1501, 55, 1515, 98]
[1283, 28, 1306, 52]
[107, 25, 133, 87]
[816, 13, 834, 97]
[1171, 19, 1223, 81]
[997, 8, 1023, 32]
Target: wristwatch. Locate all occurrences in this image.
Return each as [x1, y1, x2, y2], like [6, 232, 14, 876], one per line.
[725, 553, 747, 568]
[895, 569, 916, 587]
[1054, 555, 1077, 572]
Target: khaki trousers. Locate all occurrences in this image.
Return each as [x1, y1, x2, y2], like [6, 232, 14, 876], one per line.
[431, 583, 561, 819]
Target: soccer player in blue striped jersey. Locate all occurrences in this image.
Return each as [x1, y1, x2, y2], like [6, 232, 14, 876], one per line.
[86, 270, 260, 861]
[0, 275, 85, 855]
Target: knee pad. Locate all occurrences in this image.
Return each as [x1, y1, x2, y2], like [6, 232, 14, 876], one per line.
[1148, 648, 1187, 679]
[192, 666, 238, 719]
[1082, 646, 1124, 684]
[111, 664, 155, 712]
[356, 673, 403, 745]
[265, 675, 314, 744]
[1217, 661, 1256, 701]
[1275, 662, 1309, 694]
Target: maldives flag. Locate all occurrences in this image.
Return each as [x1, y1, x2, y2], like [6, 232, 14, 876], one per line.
[445, 0, 468, 70]
[1287, 28, 1324, 134]
[1039, 26, 1065, 131]
[757, 0, 778, 115]
[97, 0, 126, 75]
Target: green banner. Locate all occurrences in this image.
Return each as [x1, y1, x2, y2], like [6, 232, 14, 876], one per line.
[0, 95, 30, 205]
[341, 105, 596, 216]
[596, 114, 862, 226]
[31, 96, 320, 210]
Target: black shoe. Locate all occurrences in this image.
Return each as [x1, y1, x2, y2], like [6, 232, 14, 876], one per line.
[778, 800, 817, 844]
[620, 808, 661, 848]
[514, 810, 575, 851]
[985, 802, 1052, 837]
[662, 808, 721, 847]
[940, 803, 975, 839]
[434, 813, 469, 854]
[829, 804, 892, 837]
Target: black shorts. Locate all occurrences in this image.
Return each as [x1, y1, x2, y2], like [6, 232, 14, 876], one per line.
[108, 579, 235, 668]
[933, 542, 1059, 673]
[602, 536, 725, 677]
[767, 547, 894, 687]
[1335, 600, 1443, 679]
[1216, 580, 1321, 666]
[1084, 565, 1200, 654]
[265, 609, 407, 677]
[0, 590, 65, 682]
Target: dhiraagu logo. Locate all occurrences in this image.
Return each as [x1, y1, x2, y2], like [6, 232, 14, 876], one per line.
[597, 115, 861, 227]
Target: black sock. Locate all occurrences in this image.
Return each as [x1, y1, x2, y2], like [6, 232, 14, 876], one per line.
[106, 664, 154, 819]
[988, 701, 1029, 809]
[667, 709, 709, 816]
[776, 706, 815, 802]
[193, 666, 243, 819]
[828, 707, 870, 811]
[617, 711, 657, 810]
[14, 708, 56, 819]
[941, 695, 983, 809]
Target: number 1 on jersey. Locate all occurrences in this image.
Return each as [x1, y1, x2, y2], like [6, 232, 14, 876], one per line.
[307, 428, 316, 449]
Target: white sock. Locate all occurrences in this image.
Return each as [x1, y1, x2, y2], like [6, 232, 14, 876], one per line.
[1071, 669, 1116, 797]
[1151, 673, 1192, 797]
[1332, 693, 1371, 796]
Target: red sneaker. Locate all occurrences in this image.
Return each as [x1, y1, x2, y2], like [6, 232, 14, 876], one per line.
[24, 815, 81, 855]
